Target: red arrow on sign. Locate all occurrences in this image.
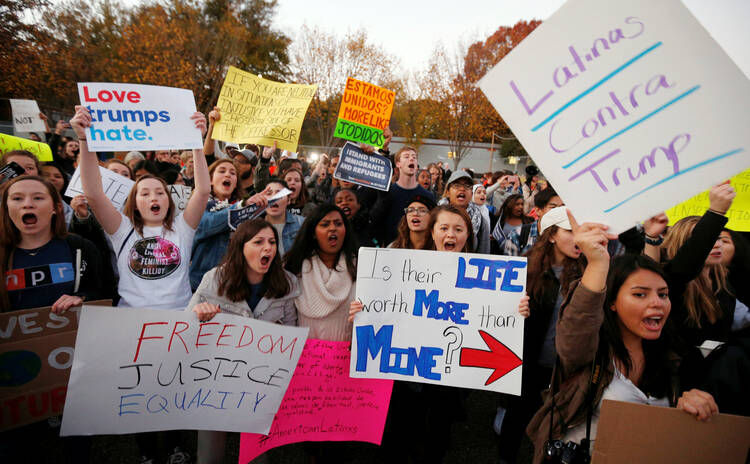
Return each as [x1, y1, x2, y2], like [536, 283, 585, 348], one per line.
[459, 330, 523, 385]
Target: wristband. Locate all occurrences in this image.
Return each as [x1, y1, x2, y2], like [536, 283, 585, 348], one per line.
[644, 234, 664, 246]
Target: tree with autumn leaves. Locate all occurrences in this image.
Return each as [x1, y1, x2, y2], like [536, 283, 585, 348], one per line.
[2, 0, 539, 166]
[2, 0, 289, 114]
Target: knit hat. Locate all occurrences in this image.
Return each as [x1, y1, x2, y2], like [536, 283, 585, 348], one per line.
[407, 193, 436, 211]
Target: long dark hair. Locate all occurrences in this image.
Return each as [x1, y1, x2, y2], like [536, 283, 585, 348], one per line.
[0, 176, 68, 310]
[500, 194, 533, 225]
[525, 225, 585, 302]
[392, 214, 434, 250]
[284, 203, 357, 280]
[217, 219, 290, 301]
[600, 254, 673, 398]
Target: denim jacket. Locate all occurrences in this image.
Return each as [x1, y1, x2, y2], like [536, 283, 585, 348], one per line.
[279, 211, 305, 255]
[189, 199, 242, 291]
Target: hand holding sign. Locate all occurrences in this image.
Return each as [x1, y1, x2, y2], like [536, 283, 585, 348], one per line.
[708, 182, 736, 215]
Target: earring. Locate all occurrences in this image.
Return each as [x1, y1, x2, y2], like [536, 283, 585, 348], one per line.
[550, 240, 555, 244]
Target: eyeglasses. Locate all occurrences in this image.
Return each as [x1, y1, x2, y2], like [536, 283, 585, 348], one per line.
[450, 183, 473, 191]
[404, 207, 430, 216]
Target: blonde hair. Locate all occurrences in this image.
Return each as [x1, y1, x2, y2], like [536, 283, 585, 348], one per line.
[662, 216, 730, 327]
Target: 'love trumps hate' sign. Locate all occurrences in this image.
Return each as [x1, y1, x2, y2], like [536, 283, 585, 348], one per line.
[479, 0, 750, 234]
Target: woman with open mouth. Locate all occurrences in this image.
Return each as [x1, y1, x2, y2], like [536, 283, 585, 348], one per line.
[190, 157, 269, 290]
[263, 179, 304, 257]
[497, 206, 584, 463]
[389, 193, 436, 250]
[284, 203, 359, 462]
[334, 188, 376, 247]
[527, 211, 718, 463]
[186, 218, 299, 464]
[72, 105, 211, 310]
[0, 176, 103, 312]
[283, 167, 314, 216]
[493, 193, 538, 256]
[643, 182, 744, 347]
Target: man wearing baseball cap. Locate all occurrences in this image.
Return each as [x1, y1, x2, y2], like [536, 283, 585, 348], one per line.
[438, 170, 490, 253]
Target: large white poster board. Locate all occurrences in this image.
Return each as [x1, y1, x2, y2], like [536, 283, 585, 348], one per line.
[9, 99, 45, 133]
[61, 306, 309, 436]
[350, 248, 526, 395]
[479, 0, 750, 234]
[65, 165, 135, 211]
[77, 83, 203, 152]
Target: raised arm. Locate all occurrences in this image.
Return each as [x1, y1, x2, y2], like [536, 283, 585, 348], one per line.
[663, 183, 734, 287]
[70, 106, 122, 235]
[555, 210, 614, 376]
[203, 107, 219, 156]
[182, 112, 211, 229]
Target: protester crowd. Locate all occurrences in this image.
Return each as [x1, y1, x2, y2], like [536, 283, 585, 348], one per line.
[1, 105, 749, 464]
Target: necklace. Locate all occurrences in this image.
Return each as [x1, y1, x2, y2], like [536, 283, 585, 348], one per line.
[19, 243, 48, 256]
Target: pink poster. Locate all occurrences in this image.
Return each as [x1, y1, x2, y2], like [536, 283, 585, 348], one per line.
[239, 339, 393, 462]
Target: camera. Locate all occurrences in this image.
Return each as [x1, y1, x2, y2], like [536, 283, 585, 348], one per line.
[543, 439, 590, 464]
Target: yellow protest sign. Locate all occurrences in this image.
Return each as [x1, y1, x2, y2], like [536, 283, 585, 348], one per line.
[0, 132, 53, 161]
[213, 67, 317, 152]
[334, 77, 395, 148]
[666, 168, 750, 231]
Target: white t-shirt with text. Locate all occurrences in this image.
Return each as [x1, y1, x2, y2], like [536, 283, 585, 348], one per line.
[108, 213, 195, 309]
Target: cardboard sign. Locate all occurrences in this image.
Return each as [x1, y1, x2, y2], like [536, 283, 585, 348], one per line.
[212, 67, 317, 152]
[239, 339, 393, 462]
[228, 188, 292, 231]
[169, 184, 192, 214]
[0, 132, 53, 162]
[65, 165, 134, 211]
[334, 77, 394, 148]
[478, 0, 750, 234]
[593, 400, 750, 464]
[350, 248, 526, 395]
[666, 168, 750, 231]
[0, 162, 25, 186]
[77, 83, 203, 152]
[333, 142, 392, 192]
[0, 301, 110, 431]
[9, 99, 45, 133]
[61, 306, 309, 436]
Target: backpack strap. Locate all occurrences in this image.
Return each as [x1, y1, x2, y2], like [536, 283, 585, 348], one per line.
[117, 228, 136, 259]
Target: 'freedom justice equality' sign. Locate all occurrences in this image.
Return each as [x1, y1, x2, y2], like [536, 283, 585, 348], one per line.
[478, 0, 750, 234]
[61, 307, 308, 436]
[334, 77, 395, 148]
[77, 83, 203, 152]
[212, 66, 317, 153]
[350, 248, 526, 395]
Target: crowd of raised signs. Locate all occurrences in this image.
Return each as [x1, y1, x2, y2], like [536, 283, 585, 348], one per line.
[1, 105, 749, 464]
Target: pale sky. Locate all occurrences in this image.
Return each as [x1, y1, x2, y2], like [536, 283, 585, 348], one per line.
[272, 0, 749, 77]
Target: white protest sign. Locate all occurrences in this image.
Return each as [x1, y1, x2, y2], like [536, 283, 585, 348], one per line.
[65, 165, 134, 211]
[61, 306, 309, 436]
[77, 83, 203, 152]
[228, 188, 292, 230]
[478, 0, 750, 234]
[350, 248, 526, 395]
[169, 184, 192, 214]
[9, 99, 45, 133]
